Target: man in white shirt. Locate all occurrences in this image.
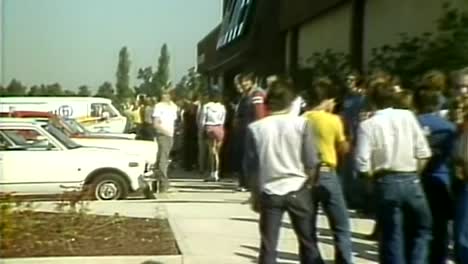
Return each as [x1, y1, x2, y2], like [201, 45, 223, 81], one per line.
[153, 89, 178, 193]
[245, 79, 323, 264]
[355, 82, 432, 264]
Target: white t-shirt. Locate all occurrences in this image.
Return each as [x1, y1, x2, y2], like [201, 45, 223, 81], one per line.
[201, 102, 226, 126]
[152, 102, 178, 137]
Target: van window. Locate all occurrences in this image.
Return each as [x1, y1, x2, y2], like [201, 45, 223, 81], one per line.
[90, 103, 118, 118]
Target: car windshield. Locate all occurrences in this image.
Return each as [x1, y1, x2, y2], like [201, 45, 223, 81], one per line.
[64, 118, 89, 134]
[45, 124, 81, 149]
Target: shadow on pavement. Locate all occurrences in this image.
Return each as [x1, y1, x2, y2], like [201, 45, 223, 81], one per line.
[125, 199, 246, 204]
[174, 184, 237, 191]
[235, 245, 334, 264]
[230, 217, 379, 262]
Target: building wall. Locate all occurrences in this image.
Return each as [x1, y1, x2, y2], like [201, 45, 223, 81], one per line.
[363, 0, 468, 67]
[297, 2, 352, 68]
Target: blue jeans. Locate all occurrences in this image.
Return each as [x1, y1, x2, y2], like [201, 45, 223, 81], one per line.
[454, 182, 468, 264]
[259, 186, 324, 264]
[375, 173, 432, 264]
[313, 171, 353, 264]
[422, 176, 452, 264]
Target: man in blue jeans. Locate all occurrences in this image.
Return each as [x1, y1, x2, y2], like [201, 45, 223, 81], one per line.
[414, 85, 457, 264]
[355, 81, 432, 264]
[245, 79, 323, 264]
[302, 78, 353, 264]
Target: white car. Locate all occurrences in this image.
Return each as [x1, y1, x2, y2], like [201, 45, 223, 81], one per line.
[24, 115, 158, 171]
[0, 119, 152, 200]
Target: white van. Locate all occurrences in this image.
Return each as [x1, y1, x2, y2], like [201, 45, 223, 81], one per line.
[0, 97, 128, 133]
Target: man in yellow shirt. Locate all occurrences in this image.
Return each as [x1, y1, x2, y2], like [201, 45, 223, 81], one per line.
[302, 78, 353, 264]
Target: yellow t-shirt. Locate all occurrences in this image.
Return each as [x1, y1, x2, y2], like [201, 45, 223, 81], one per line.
[131, 107, 142, 124]
[302, 110, 346, 167]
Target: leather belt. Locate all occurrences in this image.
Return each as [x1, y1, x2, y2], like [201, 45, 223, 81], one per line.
[373, 170, 417, 178]
[319, 163, 334, 173]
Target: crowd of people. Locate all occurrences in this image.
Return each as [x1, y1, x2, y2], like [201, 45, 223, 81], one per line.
[121, 67, 468, 264]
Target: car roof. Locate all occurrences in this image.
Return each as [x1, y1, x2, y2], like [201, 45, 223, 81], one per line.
[0, 97, 111, 103]
[0, 118, 44, 125]
[0, 111, 54, 118]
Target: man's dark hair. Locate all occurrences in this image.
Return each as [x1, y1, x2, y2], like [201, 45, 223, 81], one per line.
[368, 81, 398, 109]
[241, 72, 256, 82]
[209, 89, 222, 103]
[348, 70, 365, 87]
[265, 79, 296, 112]
[306, 77, 335, 108]
[421, 70, 447, 92]
[414, 84, 440, 113]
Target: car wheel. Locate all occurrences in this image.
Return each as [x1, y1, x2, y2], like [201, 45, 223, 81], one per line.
[91, 173, 128, 200]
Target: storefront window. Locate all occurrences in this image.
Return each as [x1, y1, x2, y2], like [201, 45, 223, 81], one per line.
[217, 0, 254, 49]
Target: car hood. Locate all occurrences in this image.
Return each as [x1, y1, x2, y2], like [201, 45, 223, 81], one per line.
[72, 138, 158, 164]
[80, 132, 136, 140]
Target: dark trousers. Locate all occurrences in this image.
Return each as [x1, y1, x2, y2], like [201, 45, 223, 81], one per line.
[233, 126, 248, 188]
[259, 186, 323, 264]
[312, 171, 353, 264]
[155, 135, 173, 192]
[140, 123, 155, 141]
[454, 182, 468, 264]
[422, 176, 452, 264]
[376, 173, 432, 264]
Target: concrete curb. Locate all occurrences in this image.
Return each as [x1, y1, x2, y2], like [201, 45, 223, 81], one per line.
[0, 255, 182, 264]
[164, 203, 191, 258]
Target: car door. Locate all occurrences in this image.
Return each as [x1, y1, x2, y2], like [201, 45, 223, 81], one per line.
[0, 126, 80, 195]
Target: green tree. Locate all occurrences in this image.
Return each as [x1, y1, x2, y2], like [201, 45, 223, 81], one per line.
[116, 46, 133, 101]
[368, 3, 468, 87]
[77, 85, 91, 96]
[44, 83, 64, 96]
[6, 79, 27, 96]
[95, 81, 116, 100]
[0, 85, 5, 96]
[64, 90, 76, 96]
[136, 66, 154, 96]
[28, 85, 41, 96]
[152, 43, 170, 96]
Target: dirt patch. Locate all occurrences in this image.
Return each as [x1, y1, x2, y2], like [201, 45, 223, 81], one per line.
[0, 211, 179, 258]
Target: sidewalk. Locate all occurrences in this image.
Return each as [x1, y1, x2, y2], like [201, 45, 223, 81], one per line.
[1, 169, 379, 264]
[165, 170, 378, 264]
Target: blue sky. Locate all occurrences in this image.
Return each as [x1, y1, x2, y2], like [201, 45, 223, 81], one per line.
[1, 0, 222, 91]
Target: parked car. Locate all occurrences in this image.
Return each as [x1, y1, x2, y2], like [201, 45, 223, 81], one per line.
[1, 111, 157, 171]
[0, 119, 153, 200]
[1, 111, 136, 140]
